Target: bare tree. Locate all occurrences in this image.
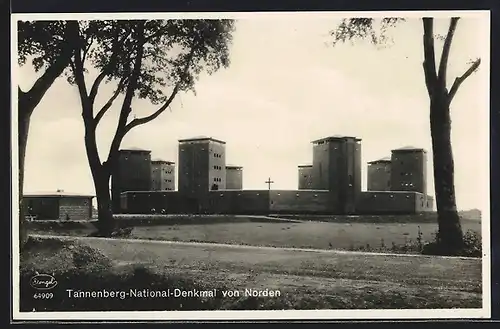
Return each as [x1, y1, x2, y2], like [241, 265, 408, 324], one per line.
[331, 17, 481, 255]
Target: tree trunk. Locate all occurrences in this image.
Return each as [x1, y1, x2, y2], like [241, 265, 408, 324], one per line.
[84, 125, 116, 236]
[430, 96, 464, 255]
[93, 170, 115, 236]
[18, 106, 31, 251]
[17, 23, 75, 251]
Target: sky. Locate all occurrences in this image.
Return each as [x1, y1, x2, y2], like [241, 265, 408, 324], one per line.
[14, 12, 490, 211]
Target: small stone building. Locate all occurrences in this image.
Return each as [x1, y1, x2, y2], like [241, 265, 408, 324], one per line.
[23, 190, 94, 221]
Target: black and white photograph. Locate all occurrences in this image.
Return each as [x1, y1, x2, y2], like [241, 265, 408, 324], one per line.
[11, 10, 490, 321]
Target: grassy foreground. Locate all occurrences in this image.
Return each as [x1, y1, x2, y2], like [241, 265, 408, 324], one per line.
[28, 219, 481, 253]
[20, 235, 482, 311]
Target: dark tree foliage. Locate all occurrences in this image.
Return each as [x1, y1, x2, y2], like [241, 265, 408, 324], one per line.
[67, 19, 235, 236]
[18, 21, 69, 69]
[331, 17, 481, 255]
[331, 18, 404, 46]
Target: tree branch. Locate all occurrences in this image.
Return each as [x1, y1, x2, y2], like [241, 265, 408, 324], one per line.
[19, 22, 75, 116]
[81, 32, 95, 64]
[88, 71, 108, 104]
[66, 21, 93, 122]
[88, 24, 127, 105]
[69, 60, 76, 74]
[437, 17, 460, 88]
[125, 81, 181, 135]
[106, 22, 146, 166]
[124, 43, 197, 134]
[448, 58, 481, 105]
[422, 18, 438, 97]
[94, 76, 127, 126]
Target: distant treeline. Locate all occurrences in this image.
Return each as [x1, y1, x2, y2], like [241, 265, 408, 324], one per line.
[459, 209, 481, 221]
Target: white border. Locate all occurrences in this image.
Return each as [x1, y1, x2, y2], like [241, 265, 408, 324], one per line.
[11, 10, 491, 321]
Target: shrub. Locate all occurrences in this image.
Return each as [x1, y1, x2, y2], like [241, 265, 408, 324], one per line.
[88, 226, 134, 238]
[23, 236, 67, 252]
[421, 229, 482, 258]
[461, 230, 482, 257]
[71, 244, 113, 273]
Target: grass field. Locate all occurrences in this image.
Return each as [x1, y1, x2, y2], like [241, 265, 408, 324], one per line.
[29, 218, 481, 252]
[129, 221, 481, 251]
[26, 235, 483, 310]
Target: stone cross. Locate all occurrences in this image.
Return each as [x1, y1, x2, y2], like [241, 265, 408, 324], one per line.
[265, 177, 274, 190]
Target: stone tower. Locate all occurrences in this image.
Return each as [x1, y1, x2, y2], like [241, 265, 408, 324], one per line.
[151, 159, 175, 191]
[390, 146, 427, 194]
[178, 136, 227, 196]
[367, 157, 392, 191]
[311, 135, 362, 214]
[111, 147, 152, 212]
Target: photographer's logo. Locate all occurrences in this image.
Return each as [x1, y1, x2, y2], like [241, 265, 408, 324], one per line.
[30, 273, 58, 291]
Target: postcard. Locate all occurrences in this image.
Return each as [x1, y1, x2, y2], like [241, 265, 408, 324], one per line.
[11, 10, 491, 321]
